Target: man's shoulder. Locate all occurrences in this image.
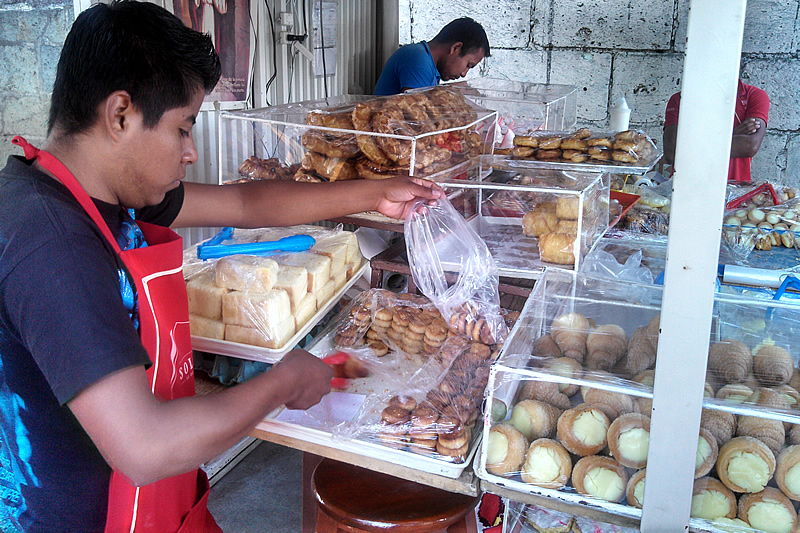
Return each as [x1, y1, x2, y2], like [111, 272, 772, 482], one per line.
[391, 41, 429, 61]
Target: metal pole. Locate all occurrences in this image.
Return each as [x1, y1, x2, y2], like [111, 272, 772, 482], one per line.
[640, 0, 746, 530]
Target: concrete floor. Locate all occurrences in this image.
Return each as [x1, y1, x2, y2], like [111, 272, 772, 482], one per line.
[208, 441, 303, 532]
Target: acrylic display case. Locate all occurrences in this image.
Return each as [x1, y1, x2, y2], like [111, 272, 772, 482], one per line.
[217, 87, 497, 185]
[446, 78, 578, 132]
[442, 160, 610, 277]
[475, 268, 800, 532]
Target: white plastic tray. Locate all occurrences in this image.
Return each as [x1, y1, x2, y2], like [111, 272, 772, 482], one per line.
[190, 262, 368, 363]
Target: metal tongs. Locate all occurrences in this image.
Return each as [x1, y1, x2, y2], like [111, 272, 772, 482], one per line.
[196, 227, 316, 260]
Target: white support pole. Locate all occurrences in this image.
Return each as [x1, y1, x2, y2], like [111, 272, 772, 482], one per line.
[640, 1, 746, 530]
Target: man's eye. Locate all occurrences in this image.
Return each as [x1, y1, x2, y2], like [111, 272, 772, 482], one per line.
[180, 129, 190, 137]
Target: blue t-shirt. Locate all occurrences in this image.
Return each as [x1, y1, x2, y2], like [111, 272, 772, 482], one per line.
[373, 41, 441, 96]
[0, 155, 183, 531]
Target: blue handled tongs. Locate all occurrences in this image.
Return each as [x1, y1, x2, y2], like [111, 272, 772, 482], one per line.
[196, 227, 315, 260]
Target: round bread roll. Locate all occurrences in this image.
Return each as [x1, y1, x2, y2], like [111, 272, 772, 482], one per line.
[717, 436, 776, 493]
[626, 468, 647, 508]
[571, 456, 628, 503]
[691, 476, 737, 520]
[556, 404, 609, 456]
[520, 438, 572, 489]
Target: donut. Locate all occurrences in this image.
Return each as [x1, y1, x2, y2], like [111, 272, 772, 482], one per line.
[301, 130, 360, 159]
[613, 140, 637, 152]
[381, 405, 411, 425]
[536, 149, 562, 160]
[561, 137, 588, 151]
[436, 441, 468, 461]
[587, 137, 613, 148]
[437, 428, 468, 450]
[411, 406, 440, 427]
[565, 151, 590, 163]
[571, 128, 592, 139]
[614, 129, 636, 141]
[377, 429, 408, 450]
[512, 146, 535, 158]
[389, 394, 417, 411]
[612, 150, 638, 163]
[426, 390, 453, 410]
[513, 135, 539, 148]
[538, 136, 562, 150]
[368, 340, 389, 356]
[588, 146, 612, 161]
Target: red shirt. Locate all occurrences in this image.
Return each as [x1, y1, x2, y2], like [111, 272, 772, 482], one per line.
[664, 80, 770, 182]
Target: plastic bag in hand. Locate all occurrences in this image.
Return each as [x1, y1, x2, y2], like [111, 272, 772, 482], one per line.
[404, 196, 508, 345]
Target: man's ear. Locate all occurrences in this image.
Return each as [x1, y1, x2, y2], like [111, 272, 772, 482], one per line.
[449, 42, 463, 56]
[102, 91, 135, 141]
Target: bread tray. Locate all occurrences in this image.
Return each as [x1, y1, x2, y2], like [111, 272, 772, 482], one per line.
[190, 262, 368, 363]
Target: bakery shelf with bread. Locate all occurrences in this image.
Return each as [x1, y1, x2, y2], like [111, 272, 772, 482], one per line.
[442, 161, 609, 275]
[252, 287, 521, 479]
[477, 269, 800, 531]
[183, 225, 366, 362]
[217, 86, 497, 187]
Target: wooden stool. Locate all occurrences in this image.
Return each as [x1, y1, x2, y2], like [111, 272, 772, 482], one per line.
[311, 458, 480, 533]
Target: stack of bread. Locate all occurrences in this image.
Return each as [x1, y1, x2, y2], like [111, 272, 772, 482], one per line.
[293, 86, 483, 183]
[504, 128, 656, 166]
[723, 204, 800, 251]
[521, 195, 599, 265]
[331, 288, 519, 463]
[186, 229, 363, 350]
[485, 310, 800, 532]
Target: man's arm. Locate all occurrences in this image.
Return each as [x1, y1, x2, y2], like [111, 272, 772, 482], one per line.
[172, 177, 441, 229]
[662, 124, 677, 166]
[731, 117, 767, 159]
[68, 349, 333, 486]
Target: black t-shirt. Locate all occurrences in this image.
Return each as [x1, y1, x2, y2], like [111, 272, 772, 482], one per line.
[0, 156, 184, 531]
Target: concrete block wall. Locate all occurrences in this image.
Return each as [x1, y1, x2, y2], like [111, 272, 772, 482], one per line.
[0, 0, 72, 165]
[399, 0, 800, 186]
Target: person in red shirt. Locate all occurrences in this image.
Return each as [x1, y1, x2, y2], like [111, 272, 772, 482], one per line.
[662, 79, 770, 182]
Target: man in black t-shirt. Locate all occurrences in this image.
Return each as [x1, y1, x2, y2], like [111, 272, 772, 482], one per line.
[0, 2, 442, 530]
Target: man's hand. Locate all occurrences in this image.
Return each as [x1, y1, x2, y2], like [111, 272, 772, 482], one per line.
[733, 117, 761, 136]
[374, 177, 444, 220]
[273, 349, 333, 410]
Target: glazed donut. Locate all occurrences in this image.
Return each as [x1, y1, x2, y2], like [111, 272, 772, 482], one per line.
[301, 130, 360, 159]
[381, 405, 411, 425]
[613, 139, 637, 152]
[389, 394, 417, 411]
[436, 441, 469, 461]
[588, 146, 612, 161]
[587, 137, 613, 148]
[512, 146, 535, 158]
[536, 149, 562, 160]
[566, 152, 590, 163]
[426, 389, 452, 410]
[437, 427, 468, 449]
[571, 128, 592, 140]
[612, 150, 638, 163]
[614, 129, 636, 141]
[538, 136, 562, 150]
[561, 149, 586, 160]
[561, 137, 588, 151]
[513, 135, 540, 148]
[411, 406, 439, 427]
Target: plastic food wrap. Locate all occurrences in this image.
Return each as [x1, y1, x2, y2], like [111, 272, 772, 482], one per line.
[722, 203, 800, 255]
[218, 87, 496, 185]
[301, 288, 521, 464]
[504, 499, 640, 533]
[726, 181, 799, 210]
[183, 225, 364, 351]
[478, 269, 800, 529]
[405, 195, 509, 346]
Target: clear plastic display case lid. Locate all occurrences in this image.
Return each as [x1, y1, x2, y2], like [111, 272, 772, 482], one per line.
[445, 77, 578, 103]
[452, 157, 608, 193]
[218, 92, 497, 134]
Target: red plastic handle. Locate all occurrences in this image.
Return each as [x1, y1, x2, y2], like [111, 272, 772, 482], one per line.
[726, 182, 780, 210]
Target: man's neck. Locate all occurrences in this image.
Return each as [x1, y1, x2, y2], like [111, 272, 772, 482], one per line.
[40, 132, 119, 204]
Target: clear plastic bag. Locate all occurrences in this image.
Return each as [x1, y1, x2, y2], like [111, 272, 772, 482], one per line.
[405, 196, 508, 345]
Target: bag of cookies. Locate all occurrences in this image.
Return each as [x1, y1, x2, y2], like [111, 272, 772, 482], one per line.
[405, 196, 508, 346]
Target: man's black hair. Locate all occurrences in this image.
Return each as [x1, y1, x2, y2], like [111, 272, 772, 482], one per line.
[430, 17, 491, 58]
[48, 0, 221, 135]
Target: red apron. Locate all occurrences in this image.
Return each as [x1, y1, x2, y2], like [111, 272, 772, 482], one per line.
[12, 136, 221, 533]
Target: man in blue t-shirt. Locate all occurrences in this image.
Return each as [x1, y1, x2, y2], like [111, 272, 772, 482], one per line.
[374, 17, 490, 96]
